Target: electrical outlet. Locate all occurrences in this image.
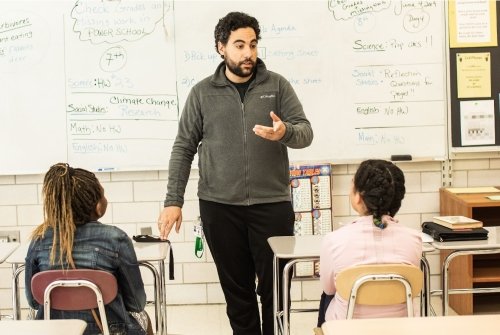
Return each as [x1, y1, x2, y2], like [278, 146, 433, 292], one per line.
[0, 230, 20, 243]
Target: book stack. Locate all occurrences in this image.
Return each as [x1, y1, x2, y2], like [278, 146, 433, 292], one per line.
[432, 216, 483, 230]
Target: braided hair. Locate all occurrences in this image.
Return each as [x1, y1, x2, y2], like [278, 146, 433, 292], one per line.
[353, 159, 405, 229]
[31, 163, 103, 268]
[214, 11, 261, 57]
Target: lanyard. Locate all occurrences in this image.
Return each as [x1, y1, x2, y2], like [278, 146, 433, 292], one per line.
[194, 216, 204, 258]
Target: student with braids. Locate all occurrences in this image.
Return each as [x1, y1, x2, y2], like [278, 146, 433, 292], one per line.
[318, 159, 422, 323]
[24, 163, 153, 335]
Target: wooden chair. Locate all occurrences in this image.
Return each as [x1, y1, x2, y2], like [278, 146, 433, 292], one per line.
[335, 264, 423, 319]
[31, 269, 118, 335]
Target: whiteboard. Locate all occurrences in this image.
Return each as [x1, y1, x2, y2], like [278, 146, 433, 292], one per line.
[0, 0, 448, 175]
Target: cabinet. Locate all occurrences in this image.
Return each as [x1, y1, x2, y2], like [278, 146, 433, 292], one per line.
[439, 187, 500, 315]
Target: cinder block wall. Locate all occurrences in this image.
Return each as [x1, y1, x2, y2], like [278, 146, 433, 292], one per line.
[1, 158, 500, 316]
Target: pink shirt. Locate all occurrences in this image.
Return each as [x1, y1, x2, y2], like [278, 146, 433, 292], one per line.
[320, 215, 422, 320]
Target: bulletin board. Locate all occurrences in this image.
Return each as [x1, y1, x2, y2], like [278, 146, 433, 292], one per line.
[448, 0, 500, 157]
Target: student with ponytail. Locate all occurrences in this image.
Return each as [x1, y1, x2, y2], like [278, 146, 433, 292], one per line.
[318, 159, 422, 323]
[25, 163, 152, 335]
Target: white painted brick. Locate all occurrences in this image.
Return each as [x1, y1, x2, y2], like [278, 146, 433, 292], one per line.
[102, 181, 133, 202]
[207, 283, 225, 303]
[331, 175, 351, 196]
[451, 170, 467, 187]
[399, 192, 439, 214]
[404, 172, 421, 193]
[490, 159, 500, 169]
[0, 185, 38, 205]
[421, 171, 442, 192]
[183, 262, 219, 283]
[0, 206, 17, 226]
[425, 251, 441, 276]
[158, 170, 168, 180]
[168, 264, 184, 284]
[468, 169, 500, 187]
[112, 202, 159, 223]
[182, 200, 200, 221]
[331, 164, 347, 174]
[397, 161, 441, 172]
[0, 175, 15, 185]
[185, 178, 200, 201]
[301, 279, 322, 301]
[134, 180, 167, 202]
[111, 170, 159, 182]
[111, 223, 139, 236]
[171, 242, 206, 263]
[165, 284, 207, 304]
[100, 209, 113, 224]
[17, 205, 43, 226]
[0, 268, 12, 288]
[164, 225, 186, 243]
[290, 280, 302, 301]
[15, 174, 43, 184]
[453, 159, 490, 170]
[331, 195, 350, 217]
[0, 289, 12, 310]
[395, 214, 422, 230]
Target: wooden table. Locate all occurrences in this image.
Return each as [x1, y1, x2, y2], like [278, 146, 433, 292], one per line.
[0, 319, 87, 335]
[322, 314, 500, 335]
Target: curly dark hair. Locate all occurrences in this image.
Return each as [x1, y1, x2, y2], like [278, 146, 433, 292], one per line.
[353, 159, 405, 228]
[214, 12, 261, 58]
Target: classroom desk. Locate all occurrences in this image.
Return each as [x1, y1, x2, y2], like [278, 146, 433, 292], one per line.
[268, 234, 434, 335]
[5, 241, 170, 335]
[0, 242, 19, 263]
[430, 226, 500, 316]
[321, 314, 500, 335]
[0, 319, 87, 335]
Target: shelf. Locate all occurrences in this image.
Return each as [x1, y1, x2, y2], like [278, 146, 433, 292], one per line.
[473, 267, 500, 283]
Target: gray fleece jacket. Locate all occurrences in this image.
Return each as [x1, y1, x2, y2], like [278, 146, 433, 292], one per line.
[164, 58, 313, 207]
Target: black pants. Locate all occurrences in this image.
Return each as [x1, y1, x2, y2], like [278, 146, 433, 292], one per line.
[200, 200, 295, 335]
[317, 292, 334, 327]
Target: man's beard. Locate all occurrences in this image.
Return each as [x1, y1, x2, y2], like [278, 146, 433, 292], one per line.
[225, 58, 255, 78]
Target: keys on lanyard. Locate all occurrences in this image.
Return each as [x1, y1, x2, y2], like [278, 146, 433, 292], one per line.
[194, 216, 204, 258]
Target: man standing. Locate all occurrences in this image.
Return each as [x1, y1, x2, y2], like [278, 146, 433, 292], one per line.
[158, 12, 313, 335]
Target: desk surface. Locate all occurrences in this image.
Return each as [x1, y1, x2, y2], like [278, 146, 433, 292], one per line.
[0, 319, 87, 334]
[322, 314, 500, 335]
[431, 226, 500, 250]
[0, 242, 19, 263]
[268, 234, 434, 258]
[5, 240, 168, 264]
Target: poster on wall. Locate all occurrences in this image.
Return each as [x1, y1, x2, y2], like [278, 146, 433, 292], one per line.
[289, 163, 332, 277]
[449, 0, 498, 48]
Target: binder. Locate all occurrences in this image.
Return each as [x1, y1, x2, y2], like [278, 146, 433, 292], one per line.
[421, 221, 488, 242]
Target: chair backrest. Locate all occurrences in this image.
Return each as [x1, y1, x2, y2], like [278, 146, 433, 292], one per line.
[335, 263, 423, 319]
[31, 269, 118, 335]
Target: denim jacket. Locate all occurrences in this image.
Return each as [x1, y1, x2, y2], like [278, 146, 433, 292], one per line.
[25, 221, 147, 335]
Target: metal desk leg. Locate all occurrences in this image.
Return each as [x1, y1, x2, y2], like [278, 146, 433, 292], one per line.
[12, 263, 25, 320]
[139, 262, 163, 335]
[420, 256, 431, 316]
[282, 258, 318, 335]
[158, 259, 167, 335]
[273, 255, 282, 335]
[441, 249, 500, 316]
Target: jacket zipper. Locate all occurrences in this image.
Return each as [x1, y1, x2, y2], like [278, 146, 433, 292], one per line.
[241, 101, 250, 205]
